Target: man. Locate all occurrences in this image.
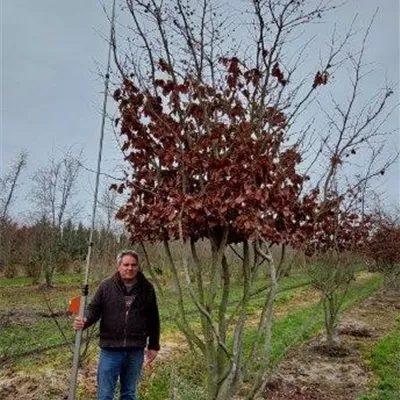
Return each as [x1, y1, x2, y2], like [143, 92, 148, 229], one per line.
[73, 250, 160, 400]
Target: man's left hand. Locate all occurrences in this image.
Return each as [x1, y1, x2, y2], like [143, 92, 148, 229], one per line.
[146, 349, 158, 364]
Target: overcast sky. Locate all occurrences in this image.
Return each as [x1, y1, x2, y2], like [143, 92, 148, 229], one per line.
[1, 0, 399, 223]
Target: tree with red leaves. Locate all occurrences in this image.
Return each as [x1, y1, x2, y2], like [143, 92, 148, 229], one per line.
[365, 218, 400, 291]
[304, 201, 372, 349]
[113, 59, 322, 399]
[110, 1, 397, 398]
[113, 58, 318, 247]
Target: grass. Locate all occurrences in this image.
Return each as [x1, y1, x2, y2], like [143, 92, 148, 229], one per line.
[0, 270, 384, 400]
[359, 320, 400, 400]
[0, 270, 312, 400]
[0, 318, 75, 359]
[137, 273, 383, 400]
[0, 280, 98, 360]
[245, 273, 383, 373]
[0, 271, 311, 361]
[0, 272, 83, 287]
[159, 272, 311, 326]
[139, 353, 208, 400]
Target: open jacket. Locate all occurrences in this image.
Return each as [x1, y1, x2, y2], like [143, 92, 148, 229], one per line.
[84, 271, 160, 351]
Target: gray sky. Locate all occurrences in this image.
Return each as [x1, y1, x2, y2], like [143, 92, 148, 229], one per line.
[1, 0, 399, 223]
[1, 0, 122, 222]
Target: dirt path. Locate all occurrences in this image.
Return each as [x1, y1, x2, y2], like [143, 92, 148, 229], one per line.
[263, 289, 400, 400]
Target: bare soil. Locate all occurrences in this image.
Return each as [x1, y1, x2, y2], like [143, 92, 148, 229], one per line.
[0, 369, 69, 400]
[263, 289, 400, 400]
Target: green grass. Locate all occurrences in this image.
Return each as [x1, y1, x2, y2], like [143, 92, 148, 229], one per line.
[0, 270, 383, 400]
[0, 318, 75, 359]
[0, 275, 36, 287]
[246, 273, 383, 372]
[139, 354, 208, 400]
[137, 274, 383, 400]
[359, 320, 400, 400]
[0, 283, 80, 314]
[148, 272, 311, 333]
[0, 272, 83, 287]
[0, 273, 310, 362]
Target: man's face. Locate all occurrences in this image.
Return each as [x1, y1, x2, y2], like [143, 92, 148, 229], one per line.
[118, 255, 139, 282]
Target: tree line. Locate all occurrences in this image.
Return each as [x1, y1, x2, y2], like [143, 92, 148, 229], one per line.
[0, 217, 130, 285]
[0, 147, 129, 286]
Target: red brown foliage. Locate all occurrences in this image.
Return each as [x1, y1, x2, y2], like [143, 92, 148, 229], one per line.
[303, 202, 371, 256]
[113, 58, 324, 245]
[365, 222, 400, 268]
[312, 70, 329, 89]
[113, 57, 364, 254]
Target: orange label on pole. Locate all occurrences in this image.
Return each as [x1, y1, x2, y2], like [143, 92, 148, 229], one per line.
[69, 296, 81, 315]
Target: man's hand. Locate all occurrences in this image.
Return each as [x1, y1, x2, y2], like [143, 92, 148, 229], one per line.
[145, 349, 158, 364]
[73, 317, 86, 330]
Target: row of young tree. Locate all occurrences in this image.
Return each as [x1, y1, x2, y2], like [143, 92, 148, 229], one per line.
[0, 148, 82, 225]
[108, 0, 399, 398]
[0, 146, 128, 285]
[0, 218, 129, 285]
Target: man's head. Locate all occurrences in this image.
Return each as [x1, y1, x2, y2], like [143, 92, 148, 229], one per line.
[117, 250, 140, 283]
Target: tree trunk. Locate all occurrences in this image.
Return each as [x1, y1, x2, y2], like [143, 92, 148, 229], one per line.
[384, 268, 400, 291]
[324, 295, 340, 349]
[216, 367, 241, 400]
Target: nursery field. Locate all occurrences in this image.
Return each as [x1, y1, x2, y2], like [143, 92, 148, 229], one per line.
[2, 0, 399, 398]
[0, 270, 399, 400]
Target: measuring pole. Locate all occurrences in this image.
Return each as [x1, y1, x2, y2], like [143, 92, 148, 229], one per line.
[68, 0, 116, 398]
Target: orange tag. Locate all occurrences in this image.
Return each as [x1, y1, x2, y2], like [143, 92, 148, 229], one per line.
[68, 296, 81, 315]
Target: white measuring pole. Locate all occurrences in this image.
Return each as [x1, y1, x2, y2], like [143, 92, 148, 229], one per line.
[68, 0, 116, 398]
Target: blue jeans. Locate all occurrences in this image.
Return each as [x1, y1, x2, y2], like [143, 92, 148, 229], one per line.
[97, 348, 144, 400]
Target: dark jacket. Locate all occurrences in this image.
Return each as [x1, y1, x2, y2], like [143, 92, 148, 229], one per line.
[84, 271, 160, 351]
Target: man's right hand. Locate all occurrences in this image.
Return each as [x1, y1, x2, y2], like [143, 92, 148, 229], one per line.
[73, 317, 86, 330]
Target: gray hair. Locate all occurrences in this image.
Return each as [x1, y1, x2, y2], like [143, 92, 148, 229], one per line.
[116, 250, 139, 265]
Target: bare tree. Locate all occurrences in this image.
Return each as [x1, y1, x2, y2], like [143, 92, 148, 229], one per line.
[0, 151, 27, 275]
[29, 147, 83, 286]
[0, 150, 28, 220]
[97, 184, 121, 234]
[304, 14, 398, 351]
[92, 185, 126, 277]
[315, 14, 398, 204]
[31, 147, 83, 227]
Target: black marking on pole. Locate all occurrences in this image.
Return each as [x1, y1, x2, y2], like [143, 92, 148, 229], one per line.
[82, 284, 89, 296]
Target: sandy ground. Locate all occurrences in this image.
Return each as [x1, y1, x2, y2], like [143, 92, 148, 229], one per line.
[263, 289, 400, 400]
